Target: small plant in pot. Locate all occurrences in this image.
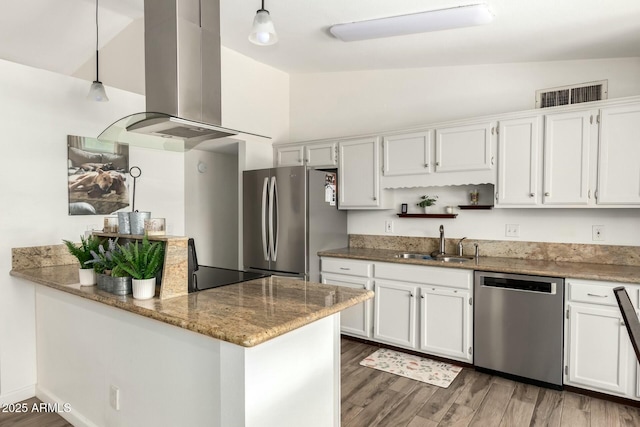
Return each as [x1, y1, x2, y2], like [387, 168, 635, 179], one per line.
[417, 195, 438, 213]
[86, 239, 132, 295]
[63, 235, 100, 286]
[112, 236, 164, 300]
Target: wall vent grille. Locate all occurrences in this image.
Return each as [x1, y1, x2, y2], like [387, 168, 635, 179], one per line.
[535, 80, 608, 108]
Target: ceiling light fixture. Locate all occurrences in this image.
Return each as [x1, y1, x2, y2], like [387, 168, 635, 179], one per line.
[249, 0, 278, 46]
[329, 3, 493, 42]
[87, 0, 108, 102]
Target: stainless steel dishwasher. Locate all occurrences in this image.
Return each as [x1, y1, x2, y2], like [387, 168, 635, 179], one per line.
[474, 271, 564, 388]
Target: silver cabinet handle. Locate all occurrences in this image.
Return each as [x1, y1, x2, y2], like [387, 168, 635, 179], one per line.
[545, 192, 550, 196]
[424, 163, 429, 168]
[339, 267, 350, 270]
[373, 196, 377, 201]
[421, 294, 425, 299]
[621, 321, 626, 326]
[530, 193, 535, 198]
[491, 156, 494, 166]
[410, 292, 414, 298]
[587, 293, 608, 298]
[436, 162, 440, 166]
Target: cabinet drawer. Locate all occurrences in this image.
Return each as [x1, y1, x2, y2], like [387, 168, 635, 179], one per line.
[375, 262, 472, 289]
[567, 279, 639, 308]
[321, 257, 373, 277]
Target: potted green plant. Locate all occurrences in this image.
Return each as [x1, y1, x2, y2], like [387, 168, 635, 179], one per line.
[417, 195, 438, 213]
[86, 239, 133, 295]
[112, 236, 165, 300]
[63, 235, 101, 286]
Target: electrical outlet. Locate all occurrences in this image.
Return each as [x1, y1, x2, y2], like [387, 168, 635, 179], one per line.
[385, 220, 394, 233]
[592, 225, 605, 241]
[505, 224, 520, 237]
[110, 385, 120, 410]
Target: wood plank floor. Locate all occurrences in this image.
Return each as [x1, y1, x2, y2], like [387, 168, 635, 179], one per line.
[2, 339, 639, 426]
[0, 397, 72, 427]
[341, 338, 640, 427]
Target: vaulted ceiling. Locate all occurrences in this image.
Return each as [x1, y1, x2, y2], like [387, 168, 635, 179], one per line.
[2, 0, 640, 76]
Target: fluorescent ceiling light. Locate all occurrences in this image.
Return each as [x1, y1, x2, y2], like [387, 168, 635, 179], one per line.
[329, 4, 494, 42]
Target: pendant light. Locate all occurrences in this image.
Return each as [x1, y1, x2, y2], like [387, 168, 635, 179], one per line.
[249, 0, 278, 46]
[87, 0, 109, 102]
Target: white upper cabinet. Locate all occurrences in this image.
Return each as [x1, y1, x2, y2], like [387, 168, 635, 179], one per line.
[435, 122, 494, 173]
[543, 110, 594, 206]
[276, 145, 304, 167]
[339, 137, 385, 209]
[305, 142, 337, 168]
[276, 142, 337, 168]
[597, 104, 640, 205]
[496, 116, 542, 206]
[382, 131, 433, 176]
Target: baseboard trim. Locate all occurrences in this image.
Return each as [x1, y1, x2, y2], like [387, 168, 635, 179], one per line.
[0, 384, 36, 405]
[36, 385, 100, 427]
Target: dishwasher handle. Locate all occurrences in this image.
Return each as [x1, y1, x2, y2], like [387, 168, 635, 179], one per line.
[481, 276, 557, 294]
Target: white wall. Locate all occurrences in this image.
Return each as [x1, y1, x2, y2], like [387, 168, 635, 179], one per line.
[73, 19, 145, 95]
[349, 185, 640, 246]
[0, 59, 185, 404]
[290, 58, 640, 142]
[221, 46, 290, 144]
[289, 57, 640, 246]
[185, 150, 238, 268]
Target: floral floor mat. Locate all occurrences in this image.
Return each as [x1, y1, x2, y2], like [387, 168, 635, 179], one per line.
[360, 348, 463, 388]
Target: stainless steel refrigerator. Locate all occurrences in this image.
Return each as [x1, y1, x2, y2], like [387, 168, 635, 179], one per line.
[243, 166, 347, 282]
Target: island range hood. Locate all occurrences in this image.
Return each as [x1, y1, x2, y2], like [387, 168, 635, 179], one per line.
[98, 0, 269, 150]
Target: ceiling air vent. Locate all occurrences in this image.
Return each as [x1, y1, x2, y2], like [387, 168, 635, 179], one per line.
[535, 80, 608, 108]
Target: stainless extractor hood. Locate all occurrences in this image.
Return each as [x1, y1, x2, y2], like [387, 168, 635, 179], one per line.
[98, 0, 269, 149]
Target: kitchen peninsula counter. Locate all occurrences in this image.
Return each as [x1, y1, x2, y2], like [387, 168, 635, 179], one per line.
[10, 264, 372, 347]
[319, 246, 640, 283]
[11, 258, 372, 427]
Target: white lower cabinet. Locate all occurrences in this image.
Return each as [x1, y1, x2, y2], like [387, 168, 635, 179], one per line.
[564, 279, 640, 400]
[321, 257, 473, 363]
[320, 258, 373, 339]
[419, 286, 472, 361]
[566, 303, 630, 394]
[322, 272, 372, 338]
[373, 280, 417, 348]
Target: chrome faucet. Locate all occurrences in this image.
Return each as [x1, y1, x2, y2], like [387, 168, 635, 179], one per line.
[439, 225, 445, 255]
[457, 237, 467, 256]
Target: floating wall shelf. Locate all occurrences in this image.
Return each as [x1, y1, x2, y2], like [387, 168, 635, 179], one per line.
[397, 214, 458, 219]
[457, 205, 494, 210]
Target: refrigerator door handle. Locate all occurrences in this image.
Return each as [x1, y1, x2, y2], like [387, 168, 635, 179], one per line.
[261, 177, 269, 261]
[269, 176, 279, 262]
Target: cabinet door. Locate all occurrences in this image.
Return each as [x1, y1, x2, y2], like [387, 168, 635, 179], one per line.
[419, 287, 472, 362]
[496, 116, 542, 206]
[435, 122, 493, 172]
[276, 145, 304, 167]
[567, 304, 629, 394]
[597, 104, 640, 205]
[382, 131, 433, 176]
[543, 111, 593, 205]
[373, 280, 417, 348]
[322, 273, 372, 338]
[306, 142, 337, 168]
[338, 137, 380, 208]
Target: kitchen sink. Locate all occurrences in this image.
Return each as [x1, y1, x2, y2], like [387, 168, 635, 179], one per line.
[435, 256, 473, 263]
[395, 253, 472, 263]
[395, 253, 433, 260]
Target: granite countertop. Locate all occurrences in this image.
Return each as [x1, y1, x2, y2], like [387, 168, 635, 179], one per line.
[10, 265, 373, 347]
[318, 247, 640, 284]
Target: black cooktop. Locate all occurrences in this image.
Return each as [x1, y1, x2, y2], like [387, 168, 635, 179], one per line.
[189, 266, 268, 293]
